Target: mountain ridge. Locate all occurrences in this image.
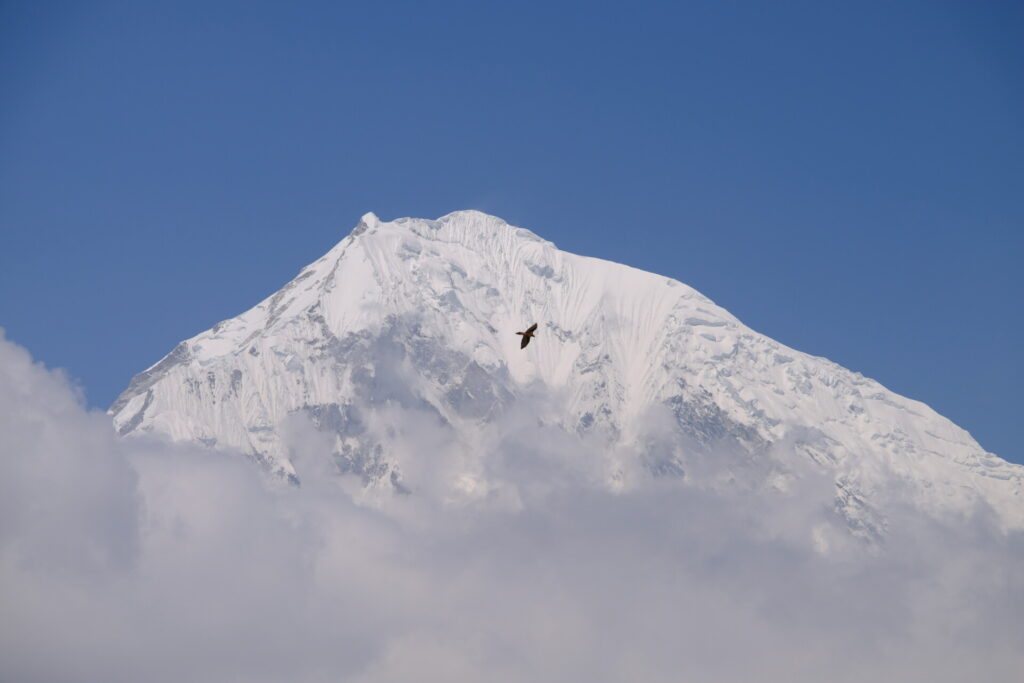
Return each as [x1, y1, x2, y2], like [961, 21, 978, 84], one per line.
[110, 210, 1023, 535]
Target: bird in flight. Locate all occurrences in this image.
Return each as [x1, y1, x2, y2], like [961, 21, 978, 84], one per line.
[516, 323, 538, 349]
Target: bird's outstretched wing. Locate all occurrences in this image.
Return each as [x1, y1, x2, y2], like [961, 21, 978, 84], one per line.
[526, 323, 538, 334]
[520, 334, 531, 349]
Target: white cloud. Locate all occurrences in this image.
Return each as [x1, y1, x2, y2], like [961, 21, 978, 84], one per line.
[1, 330, 1022, 682]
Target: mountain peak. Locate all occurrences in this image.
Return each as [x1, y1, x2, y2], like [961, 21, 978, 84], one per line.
[350, 211, 381, 236]
[109, 211, 1024, 533]
[370, 210, 553, 250]
[439, 208, 502, 222]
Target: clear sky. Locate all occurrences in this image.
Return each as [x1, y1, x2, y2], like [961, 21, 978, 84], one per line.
[1, 0, 1021, 462]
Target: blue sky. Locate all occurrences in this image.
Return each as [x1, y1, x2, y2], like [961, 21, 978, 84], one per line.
[1, 0, 1021, 462]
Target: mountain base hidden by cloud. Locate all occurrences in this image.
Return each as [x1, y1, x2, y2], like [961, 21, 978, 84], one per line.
[2, 329, 1023, 682]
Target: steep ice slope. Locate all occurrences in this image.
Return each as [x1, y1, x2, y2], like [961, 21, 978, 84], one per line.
[110, 211, 1023, 530]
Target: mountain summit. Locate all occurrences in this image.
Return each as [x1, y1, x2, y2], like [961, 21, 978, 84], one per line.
[110, 211, 1023, 535]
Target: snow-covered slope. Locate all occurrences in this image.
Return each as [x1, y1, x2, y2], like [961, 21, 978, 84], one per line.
[110, 211, 1023, 532]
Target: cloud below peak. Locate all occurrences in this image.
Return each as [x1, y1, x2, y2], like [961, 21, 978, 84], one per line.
[1, 330, 1022, 683]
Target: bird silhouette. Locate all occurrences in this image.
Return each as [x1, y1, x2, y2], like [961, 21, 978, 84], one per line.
[515, 323, 538, 349]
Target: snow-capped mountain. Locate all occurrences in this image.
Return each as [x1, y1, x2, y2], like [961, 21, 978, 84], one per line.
[110, 211, 1023, 533]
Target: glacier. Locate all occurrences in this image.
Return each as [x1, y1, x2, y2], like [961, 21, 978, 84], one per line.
[109, 210, 1023, 535]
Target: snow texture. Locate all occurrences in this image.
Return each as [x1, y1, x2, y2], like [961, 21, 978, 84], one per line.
[109, 210, 1023, 534]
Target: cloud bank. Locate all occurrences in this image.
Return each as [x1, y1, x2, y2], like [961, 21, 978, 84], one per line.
[1, 330, 1022, 682]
